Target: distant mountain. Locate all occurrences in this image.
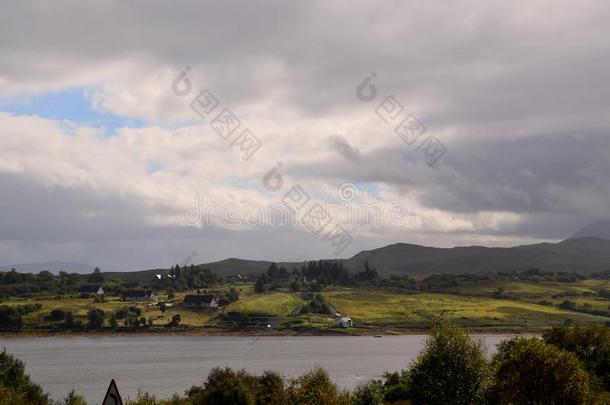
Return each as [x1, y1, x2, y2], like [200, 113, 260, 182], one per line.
[103, 237, 610, 284]
[17, 222, 610, 281]
[345, 237, 610, 275]
[571, 220, 610, 240]
[0, 261, 92, 274]
[175, 237, 610, 277]
[103, 258, 306, 283]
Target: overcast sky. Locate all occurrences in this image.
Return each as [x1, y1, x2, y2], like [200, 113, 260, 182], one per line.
[1, 1, 609, 270]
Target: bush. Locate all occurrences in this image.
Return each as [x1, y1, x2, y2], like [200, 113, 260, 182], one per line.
[0, 349, 49, 404]
[0, 306, 23, 330]
[383, 384, 410, 403]
[543, 324, 610, 390]
[61, 390, 87, 405]
[490, 337, 591, 404]
[286, 368, 349, 405]
[87, 308, 105, 329]
[406, 324, 491, 404]
[196, 367, 255, 405]
[352, 380, 384, 405]
[255, 370, 286, 404]
[49, 309, 66, 321]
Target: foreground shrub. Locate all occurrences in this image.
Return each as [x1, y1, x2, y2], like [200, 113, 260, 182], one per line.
[380, 371, 410, 403]
[406, 323, 491, 405]
[195, 367, 255, 405]
[490, 337, 591, 404]
[543, 324, 610, 390]
[0, 349, 49, 404]
[286, 367, 349, 405]
[254, 370, 286, 404]
[352, 380, 384, 405]
[61, 390, 87, 405]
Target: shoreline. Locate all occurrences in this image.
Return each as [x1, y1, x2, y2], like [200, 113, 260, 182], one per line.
[0, 327, 537, 338]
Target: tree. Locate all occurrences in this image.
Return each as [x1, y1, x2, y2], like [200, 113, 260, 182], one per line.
[255, 277, 266, 293]
[62, 389, 87, 405]
[88, 266, 104, 283]
[168, 314, 181, 327]
[352, 380, 384, 405]
[195, 367, 255, 405]
[64, 311, 75, 328]
[109, 313, 118, 328]
[406, 324, 491, 405]
[286, 368, 349, 405]
[559, 299, 577, 310]
[159, 302, 167, 317]
[87, 308, 105, 329]
[543, 324, 610, 390]
[0, 306, 23, 330]
[49, 309, 66, 321]
[255, 371, 286, 404]
[0, 349, 49, 404]
[490, 337, 591, 404]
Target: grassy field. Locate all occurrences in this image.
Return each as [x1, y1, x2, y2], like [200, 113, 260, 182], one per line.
[227, 292, 305, 316]
[3, 278, 610, 333]
[322, 288, 610, 330]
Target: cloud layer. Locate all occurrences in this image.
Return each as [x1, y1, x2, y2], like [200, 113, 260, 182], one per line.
[1, 1, 609, 270]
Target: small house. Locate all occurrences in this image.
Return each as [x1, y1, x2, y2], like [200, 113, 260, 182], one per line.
[78, 285, 105, 296]
[336, 317, 353, 328]
[226, 274, 253, 285]
[183, 295, 218, 309]
[122, 290, 158, 302]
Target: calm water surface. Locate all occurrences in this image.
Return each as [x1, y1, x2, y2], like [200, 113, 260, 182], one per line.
[0, 335, 511, 404]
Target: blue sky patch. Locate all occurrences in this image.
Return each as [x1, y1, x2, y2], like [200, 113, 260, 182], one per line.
[0, 87, 146, 135]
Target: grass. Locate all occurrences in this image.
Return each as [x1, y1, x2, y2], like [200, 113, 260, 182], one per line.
[4, 279, 610, 333]
[227, 292, 305, 316]
[322, 288, 610, 330]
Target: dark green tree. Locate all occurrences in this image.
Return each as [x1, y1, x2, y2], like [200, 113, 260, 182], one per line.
[0, 349, 49, 404]
[87, 308, 105, 329]
[406, 324, 491, 405]
[543, 324, 610, 390]
[490, 337, 591, 404]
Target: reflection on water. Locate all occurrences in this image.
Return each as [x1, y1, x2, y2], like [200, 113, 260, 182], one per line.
[0, 335, 511, 403]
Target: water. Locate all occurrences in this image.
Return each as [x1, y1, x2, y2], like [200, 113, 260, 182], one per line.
[0, 335, 511, 404]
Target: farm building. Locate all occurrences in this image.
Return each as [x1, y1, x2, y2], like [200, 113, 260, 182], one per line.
[225, 274, 254, 285]
[336, 317, 353, 328]
[183, 295, 219, 309]
[122, 290, 158, 302]
[79, 285, 105, 296]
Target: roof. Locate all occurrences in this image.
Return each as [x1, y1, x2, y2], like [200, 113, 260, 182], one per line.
[122, 290, 150, 298]
[183, 295, 216, 305]
[79, 285, 103, 293]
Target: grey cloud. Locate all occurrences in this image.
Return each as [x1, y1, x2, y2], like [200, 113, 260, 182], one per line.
[327, 135, 362, 162]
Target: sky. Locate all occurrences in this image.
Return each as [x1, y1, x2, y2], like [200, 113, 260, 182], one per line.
[1, 1, 610, 270]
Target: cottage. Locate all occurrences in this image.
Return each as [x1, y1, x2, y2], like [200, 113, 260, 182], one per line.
[122, 290, 158, 302]
[183, 295, 218, 309]
[79, 285, 105, 296]
[225, 274, 253, 285]
[336, 317, 353, 328]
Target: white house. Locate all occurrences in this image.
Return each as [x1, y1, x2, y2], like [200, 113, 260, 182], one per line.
[336, 317, 353, 328]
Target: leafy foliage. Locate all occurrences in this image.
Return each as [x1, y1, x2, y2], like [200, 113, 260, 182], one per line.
[490, 337, 591, 404]
[0, 349, 49, 404]
[543, 324, 610, 390]
[406, 323, 491, 405]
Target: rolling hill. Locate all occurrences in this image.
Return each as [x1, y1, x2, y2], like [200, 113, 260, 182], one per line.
[345, 237, 610, 275]
[571, 219, 610, 240]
